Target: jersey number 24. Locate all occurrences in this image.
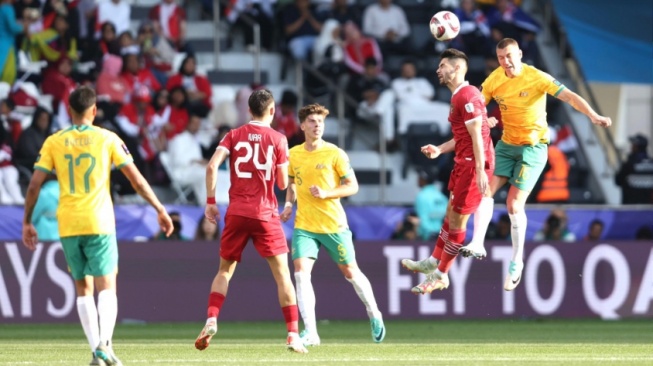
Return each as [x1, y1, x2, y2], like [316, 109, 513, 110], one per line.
[234, 142, 274, 181]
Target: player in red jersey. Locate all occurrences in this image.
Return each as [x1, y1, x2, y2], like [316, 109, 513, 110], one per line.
[401, 48, 495, 293]
[194, 89, 307, 353]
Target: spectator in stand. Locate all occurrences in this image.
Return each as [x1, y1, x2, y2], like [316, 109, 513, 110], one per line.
[452, 0, 493, 57]
[41, 56, 77, 110]
[415, 168, 448, 241]
[15, 107, 52, 172]
[486, 213, 511, 241]
[94, 0, 130, 39]
[31, 173, 59, 241]
[96, 54, 129, 105]
[120, 53, 162, 100]
[1, 0, 25, 84]
[533, 208, 576, 242]
[312, 18, 343, 67]
[282, 0, 323, 61]
[361, 0, 410, 57]
[24, 14, 77, 67]
[98, 22, 120, 56]
[194, 215, 220, 241]
[391, 59, 451, 137]
[166, 55, 212, 118]
[635, 225, 653, 240]
[272, 89, 302, 147]
[323, 0, 361, 27]
[347, 57, 396, 149]
[149, 0, 188, 52]
[486, 0, 540, 62]
[153, 211, 187, 240]
[615, 134, 653, 204]
[342, 21, 382, 76]
[167, 113, 208, 205]
[137, 21, 176, 86]
[225, 0, 275, 51]
[0, 98, 18, 145]
[582, 219, 604, 242]
[0, 142, 24, 205]
[115, 86, 167, 173]
[117, 31, 139, 55]
[391, 212, 418, 240]
[164, 85, 190, 140]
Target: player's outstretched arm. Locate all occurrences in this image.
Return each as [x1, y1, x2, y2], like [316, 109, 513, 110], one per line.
[421, 139, 456, 159]
[556, 89, 612, 127]
[22, 169, 48, 251]
[280, 177, 296, 222]
[121, 163, 174, 237]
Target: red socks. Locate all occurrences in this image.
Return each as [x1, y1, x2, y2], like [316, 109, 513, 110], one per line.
[438, 228, 466, 273]
[207, 292, 225, 318]
[431, 219, 450, 261]
[281, 305, 299, 333]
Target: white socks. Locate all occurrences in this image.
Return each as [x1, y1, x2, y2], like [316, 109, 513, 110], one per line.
[427, 256, 439, 268]
[509, 211, 527, 264]
[97, 290, 118, 346]
[76, 296, 100, 352]
[472, 197, 494, 244]
[294, 272, 317, 333]
[346, 272, 382, 320]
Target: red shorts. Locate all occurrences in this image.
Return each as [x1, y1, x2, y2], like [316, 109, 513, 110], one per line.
[447, 164, 494, 215]
[219, 214, 289, 262]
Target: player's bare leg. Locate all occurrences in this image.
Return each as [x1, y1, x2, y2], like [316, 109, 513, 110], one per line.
[460, 175, 507, 259]
[504, 185, 530, 291]
[266, 254, 308, 354]
[195, 258, 236, 350]
[293, 258, 320, 346]
[339, 262, 385, 343]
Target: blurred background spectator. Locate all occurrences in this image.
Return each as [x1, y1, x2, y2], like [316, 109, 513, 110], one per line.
[534, 208, 576, 242]
[485, 213, 511, 241]
[31, 173, 59, 241]
[414, 168, 447, 241]
[615, 134, 653, 204]
[194, 215, 219, 241]
[391, 211, 418, 240]
[582, 219, 604, 241]
[362, 0, 410, 57]
[0, 0, 25, 84]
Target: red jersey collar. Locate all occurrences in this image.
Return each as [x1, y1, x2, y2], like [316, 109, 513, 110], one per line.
[452, 81, 470, 96]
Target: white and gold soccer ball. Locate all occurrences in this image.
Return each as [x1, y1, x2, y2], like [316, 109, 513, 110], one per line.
[429, 11, 461, 41]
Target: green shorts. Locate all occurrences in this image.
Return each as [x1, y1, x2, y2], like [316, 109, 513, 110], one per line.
[494, 140, 548, 192]
[60, 234, 118, 280]
[291, 229, 355, 265]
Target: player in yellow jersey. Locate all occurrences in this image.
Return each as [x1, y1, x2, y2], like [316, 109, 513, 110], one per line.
[280, 104, 385, 346]
[21, 86, 173, 366]
[458, 38, 612, 291]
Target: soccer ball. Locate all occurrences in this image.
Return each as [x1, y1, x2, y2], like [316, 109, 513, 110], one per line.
[429, 11, 460, 41]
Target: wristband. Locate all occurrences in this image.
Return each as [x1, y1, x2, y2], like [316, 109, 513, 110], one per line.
[284, 202, 293, 209]
[207, 197, 216, 205]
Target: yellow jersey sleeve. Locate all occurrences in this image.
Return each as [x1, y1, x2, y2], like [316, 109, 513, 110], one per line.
[34, 137, 54, 173]
[108, 132, 134, 169]
[536, 69, 566, 97]
[480, 77, 493, 106]
[334, 148, 353, 179]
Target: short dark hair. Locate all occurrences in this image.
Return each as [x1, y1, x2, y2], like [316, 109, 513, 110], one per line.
[248, 89, 275, 117]
[589, 219, 604, 228]
[497, 38, 519, 49]
[364, 57, 378, 67]
[440, 48, 468, 67]
[68, 86, 96, 115]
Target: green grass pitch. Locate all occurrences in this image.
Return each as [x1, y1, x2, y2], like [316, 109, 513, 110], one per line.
[0, 320, 651, 365]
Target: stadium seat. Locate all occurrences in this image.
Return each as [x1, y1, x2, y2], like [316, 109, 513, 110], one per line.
[158, 151, 194, 204]
[401, 122, 449, 179]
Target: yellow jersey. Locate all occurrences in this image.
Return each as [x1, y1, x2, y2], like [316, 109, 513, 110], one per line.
[34, 125, 133, 237]
[482, 64, 565, 145]
[289, 142, 352, 234]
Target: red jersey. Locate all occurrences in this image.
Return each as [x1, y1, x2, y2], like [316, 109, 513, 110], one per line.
[218, 121, 289, 221]
[449, 82, 494, 169]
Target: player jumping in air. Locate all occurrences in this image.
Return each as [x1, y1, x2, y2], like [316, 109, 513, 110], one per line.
[195, 89, 307, 354]
[22, 86, 174, 366]
[280, 104, 386, 346]
[401, 48, 495, 293]
[459, 38, 612, 291]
